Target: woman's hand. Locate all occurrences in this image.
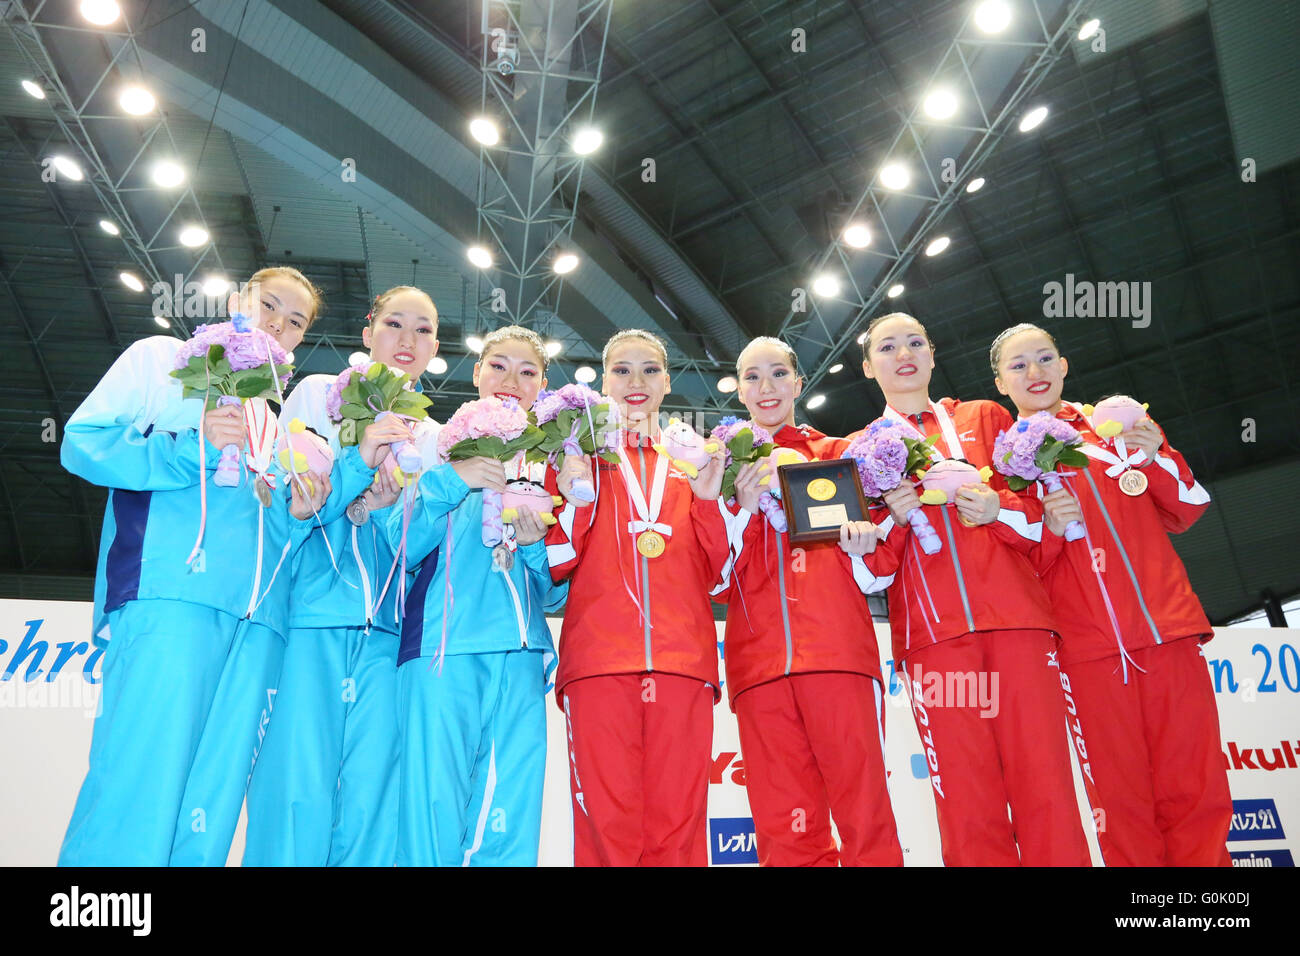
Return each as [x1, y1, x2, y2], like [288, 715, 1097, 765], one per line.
[955, 484, 1001, 525]
[1042, 487, 1084, 538]
[837, 520, 880, 556]
[289, 470, 332, 520]
[203, 404, 246, 452]
[556, 453, 593, 504]
[451, 456, 506, 492]
[732, 460, 770, 514]
[1125, 419, 1163, 462]
[687, 445, 726, 501]
[359, 417, 415, 469]
[882, 482, 922, 526]
[512, 506, 547, 547]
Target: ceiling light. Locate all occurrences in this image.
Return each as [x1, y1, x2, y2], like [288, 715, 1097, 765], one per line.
[923, 89, 958, 120]
[572, 127, 603, 155]
[151, 159, 185, 188]
[21, 80, 45, 100]
[179, 225, 209, 247]
[811, 273, 841, 298]
[545, 341, 563, 358]
[966, 177, 986, 193]
[119, 271, 144, 292]
[974, 1, 1012, 34]
[1078, 19, 1101, 41]
[51, 155, 84, 181]
[806, 395, 827, 410]
[466, 335, 485, 353]
[154, 315, 170, 329]
[79, 0, 121, 26]
[1018, 106, 1049, 132]
[466, 245, 493, 269]
[469, 117, 500, 146]
[887, 283, 905, 298]
[284, 352, 295, 365]
[575, 365, 597, 384]
[553, 253, 579, 275]
[716, 376, 738, 394]
[879, 163, 909, 190]
[925, 236, 951, 256]
[428, 356, 448, 375]
[98, 218, 120, 236]
[119, 86, 155, 115]
[842, 223, 871, 248]
[829, 363, 844, 374]
[201, 275, 230, 297]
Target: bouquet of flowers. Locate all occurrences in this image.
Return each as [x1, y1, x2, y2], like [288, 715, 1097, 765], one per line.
[844, 419, 942, 554]
[326, 360, 432, 477]
[709, 416, 787, 530]
[437, 397, 545, 547]
[527, 383, 622, 501]
[993, 412, 1090, 541]
[171, 312, 293, 487]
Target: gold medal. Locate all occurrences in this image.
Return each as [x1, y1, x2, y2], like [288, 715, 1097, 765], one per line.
[636, 530, 666, 558]
[807, 477, 837, 501]
[1118, 469, 1149, 496]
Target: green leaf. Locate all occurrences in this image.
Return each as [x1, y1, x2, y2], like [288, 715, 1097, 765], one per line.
[339, 403, 371, 419]
[598, 451, 621, 464]
[732, 429, 754, 460]
[478, 435, 507, 458]
[1059, 448, 1090, 468]
[1006, 476, 1030, 491]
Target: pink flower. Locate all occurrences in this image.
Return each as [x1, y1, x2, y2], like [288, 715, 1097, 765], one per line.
[436, 396, 529, 461]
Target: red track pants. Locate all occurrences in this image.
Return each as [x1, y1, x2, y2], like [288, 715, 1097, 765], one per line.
[734, 672, 902, 866]
[561, 672, 713, 866]
[1062, 638, 1232, 866]
[903, 629, 1091, 866]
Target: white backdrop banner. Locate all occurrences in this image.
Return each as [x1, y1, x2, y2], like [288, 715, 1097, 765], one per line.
[1, 599, 1296, 867]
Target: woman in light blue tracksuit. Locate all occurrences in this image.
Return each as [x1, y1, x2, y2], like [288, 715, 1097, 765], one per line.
[389, 326, 567, 867]
[59, 267, 325, 867]
[243, 286, 442, 866]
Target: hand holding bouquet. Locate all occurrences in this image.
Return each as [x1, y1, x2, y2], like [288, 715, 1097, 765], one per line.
[993, 411, 1090, 541]
[709, 417, 787, 530]
[326, 360, 432, 479]
[527, 383, 621, 502]
[845, 419, 942, 554]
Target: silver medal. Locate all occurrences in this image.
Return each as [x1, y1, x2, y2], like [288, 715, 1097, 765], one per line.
[492, 542, 515, 571]
[255, 481, 272, 508]
[346, 497, 370, 526]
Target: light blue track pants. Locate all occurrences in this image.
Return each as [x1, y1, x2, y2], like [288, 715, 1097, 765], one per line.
[396, 649, 547, 867]
[59, 599, 283, 867]
[242, 625, 400, 866]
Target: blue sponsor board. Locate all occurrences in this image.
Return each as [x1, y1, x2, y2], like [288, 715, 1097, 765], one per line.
[1228, 798, 1285, 842]
[710, 816, 758, 865]
[1230, 849, 1294, 867]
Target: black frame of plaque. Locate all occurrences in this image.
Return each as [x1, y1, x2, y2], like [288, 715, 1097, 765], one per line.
[777, 458, 871, 544]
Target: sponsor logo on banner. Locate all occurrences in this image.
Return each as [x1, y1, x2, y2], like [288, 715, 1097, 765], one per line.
[709, 751, 747, 787]
[0, 618, 105, 685]
[1222, 739, 1300, 771]
[1230, 848, 1294, 867]
[1229, 799, 1285, 841]
[710, 817, 758, 865]
[1208, 641, 1300, 695]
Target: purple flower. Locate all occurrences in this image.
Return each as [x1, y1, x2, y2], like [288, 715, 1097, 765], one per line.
[845, 420, 912, 499]
[173, 321, 291, 391]
[993, 411, 1083, 482]
[325, 362, 374, 423]
[532, 382, 606, 424]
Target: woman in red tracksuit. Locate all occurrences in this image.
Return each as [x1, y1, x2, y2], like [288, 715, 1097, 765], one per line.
[713, 336, 902, 867]
[988, 322, 1232, 866]
[856, 312, 1091, 866]
[545, 329, 732, 866]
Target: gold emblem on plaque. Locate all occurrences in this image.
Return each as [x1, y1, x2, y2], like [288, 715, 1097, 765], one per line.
[1118, 469, 1149, 496]
[636, 530, 666, 558]
[807, 478, 837, 501]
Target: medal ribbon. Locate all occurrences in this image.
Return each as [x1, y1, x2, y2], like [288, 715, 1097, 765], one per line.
[883, 400, 964, 461]
[1067, 402, 1148, 476]
[616, 447, 672, 539]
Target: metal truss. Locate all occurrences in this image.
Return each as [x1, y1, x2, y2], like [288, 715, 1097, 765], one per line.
[777, 0, 1098, 396]
[3, 0, 231, 337]
[471, 0, 613, 332]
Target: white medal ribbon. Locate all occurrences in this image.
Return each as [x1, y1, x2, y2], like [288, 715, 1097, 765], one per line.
[884, 400, 964, 460]
[616, 446, 672, 538]
[1067, 402, 1148, 477]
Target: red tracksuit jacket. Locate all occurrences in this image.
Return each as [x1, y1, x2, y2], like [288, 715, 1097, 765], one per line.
[986, 401, 1215, 666]
[848, 398, 1059, 665]
[545, 431, 734, 699]
[711, 424, 891, 707]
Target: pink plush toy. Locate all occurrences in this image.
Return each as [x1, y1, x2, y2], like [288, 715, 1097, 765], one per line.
[1083, 395, 1149, 439]
[653, 418, 720, 479]
[918, 459, 993, 505]
[501, 479, 562, 526]
[278, 418, 334, 498]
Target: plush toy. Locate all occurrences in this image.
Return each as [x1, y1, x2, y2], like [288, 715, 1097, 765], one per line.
[500, 479, 562, 526]
[277, 417, 333, 498]
[653, 419, 720, 479]
[1082, 395, 1149, 439]
[918, 459, 993, 505]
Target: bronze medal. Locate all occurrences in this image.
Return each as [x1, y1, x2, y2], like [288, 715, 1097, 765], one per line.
[1118, 469, 1149, 496]
[636, 530, 666, 558]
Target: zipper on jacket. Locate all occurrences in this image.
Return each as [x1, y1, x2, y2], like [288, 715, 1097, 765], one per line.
[351, 524, 374, 633]
[245, 504, 266, 619]
[499, 563, 530, 648]
[638, 444, 653, 672]
[1081, 468, 1163, 643]
[939, 507, 975, 633]
[777, 533, 793, 675]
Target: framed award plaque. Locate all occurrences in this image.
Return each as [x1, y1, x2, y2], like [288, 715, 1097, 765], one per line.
[777, 459, 871, 544]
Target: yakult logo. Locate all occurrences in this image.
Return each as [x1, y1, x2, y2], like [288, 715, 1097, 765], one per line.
[1222, 739, 1300, 771]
